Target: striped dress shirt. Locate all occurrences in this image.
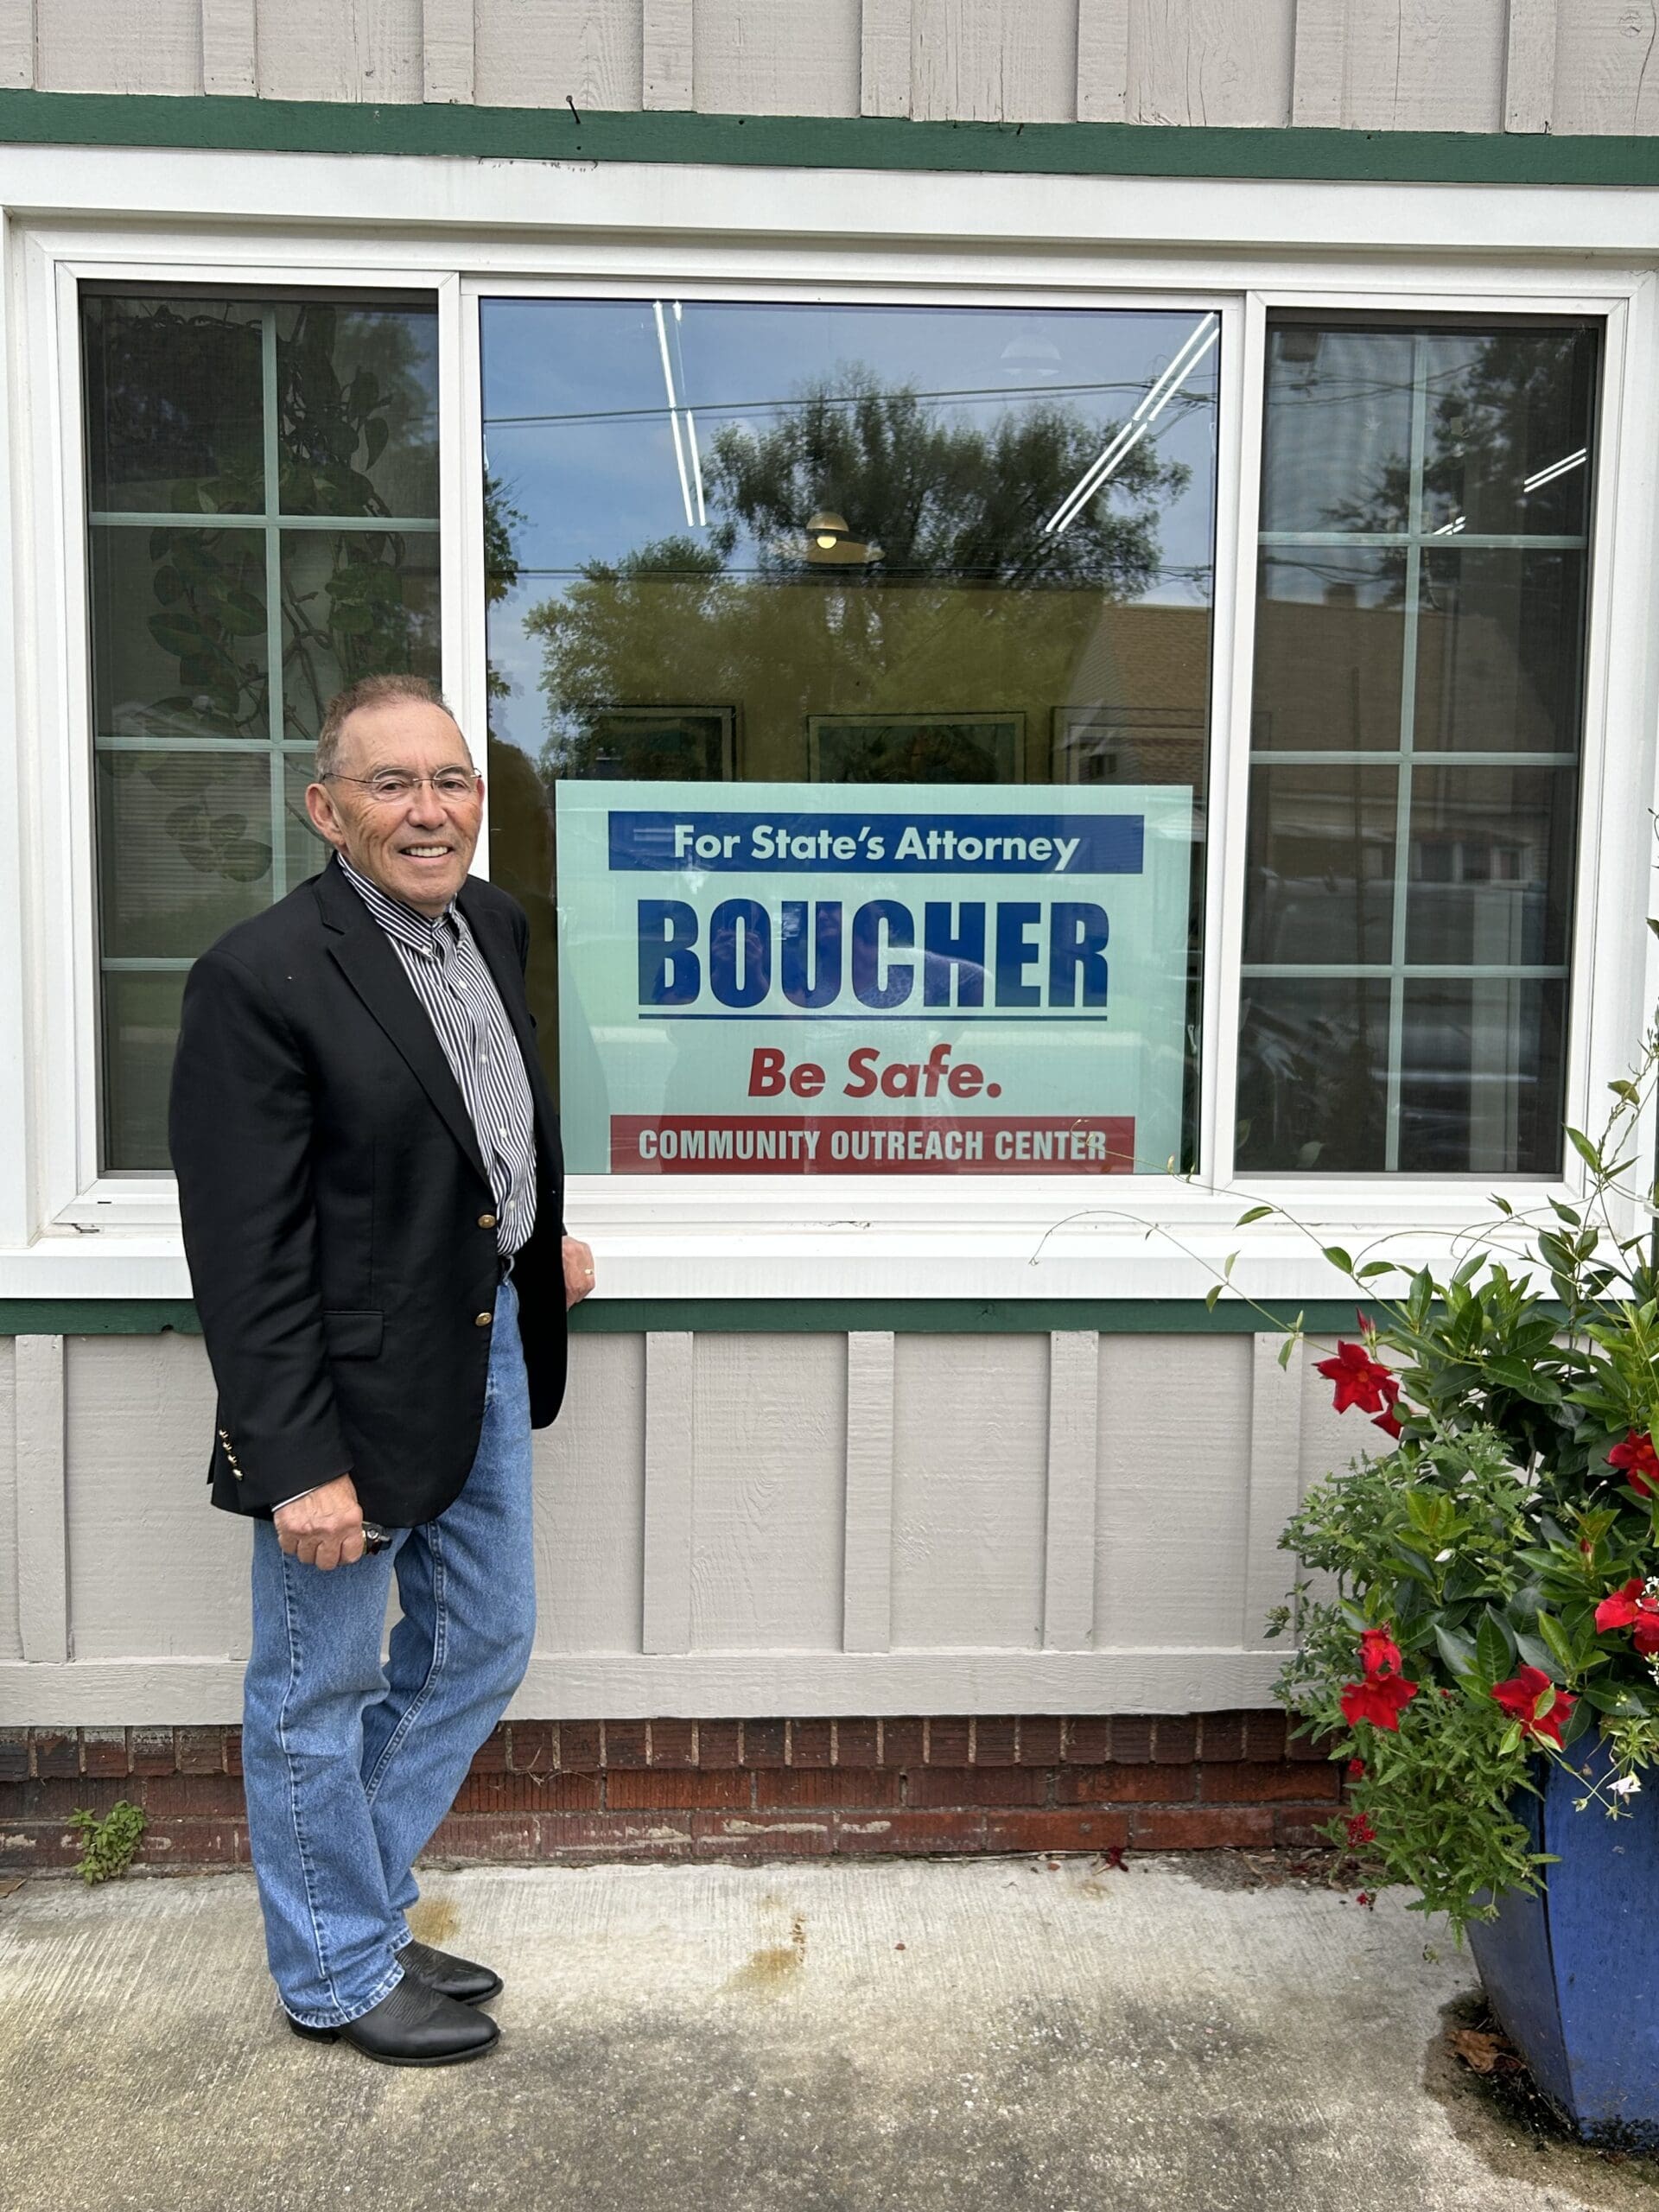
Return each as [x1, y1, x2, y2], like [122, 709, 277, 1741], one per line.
[338, 855, 538, 1258]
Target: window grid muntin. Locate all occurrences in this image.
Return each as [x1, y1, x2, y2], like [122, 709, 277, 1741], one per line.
[1242, 327, 1588, 1173]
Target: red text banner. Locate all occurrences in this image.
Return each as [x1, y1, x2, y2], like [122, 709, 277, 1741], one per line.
[611, 1114, 1135, 1174]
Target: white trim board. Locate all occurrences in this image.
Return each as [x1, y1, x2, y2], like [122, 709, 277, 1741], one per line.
[0, 1649, 1289, 1726]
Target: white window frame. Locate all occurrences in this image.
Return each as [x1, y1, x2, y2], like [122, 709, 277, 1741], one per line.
[0, 149, 1654, 1304]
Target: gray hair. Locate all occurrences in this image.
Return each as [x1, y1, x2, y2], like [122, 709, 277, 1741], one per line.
[315, 673, 461, 779]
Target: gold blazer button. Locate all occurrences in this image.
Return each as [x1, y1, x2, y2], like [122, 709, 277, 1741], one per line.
[479, 1212, 498, 1229]
[474, 1311, 493, 1327]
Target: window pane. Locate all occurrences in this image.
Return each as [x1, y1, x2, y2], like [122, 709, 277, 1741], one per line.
[1414, 549, 1586, 753]
[1243, 763, 1395, 965]
[483, 298, 1219, 1177]
[83, 296, 264, 514]
[82, 288, 441, 1172]
[1398, 979, 1567, 1174]
[1236, 977, 1390, 1173]
[276, 302, 440, 518]
[277, 528, 442, 741]
[96, 749, 275, 958]
[1239, 317, 1595, 1176]
[90, 524, 269, 741]
[1417, 327, 1597, 537]
[1252, 550, 1405, 752]
[1261, 327, 1414, 535]
[1406, 766, 1575, 967]
[100, 969, 188, 1172]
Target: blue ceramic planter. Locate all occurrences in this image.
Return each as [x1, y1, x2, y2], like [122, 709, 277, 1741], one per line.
[1467, 1747, 1659, 2144]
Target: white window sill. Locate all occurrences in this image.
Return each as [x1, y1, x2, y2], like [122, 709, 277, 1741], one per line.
[3, 1177, 1598, 1307]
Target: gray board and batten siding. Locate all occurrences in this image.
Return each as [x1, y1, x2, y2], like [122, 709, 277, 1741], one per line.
[0, 0, 1650, 139]
[0, 1325, 1357, 1723]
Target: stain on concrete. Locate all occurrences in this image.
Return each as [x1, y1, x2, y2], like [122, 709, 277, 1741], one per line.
[405, 1895, 461, 1949]
[723, 1909, 807, 1996]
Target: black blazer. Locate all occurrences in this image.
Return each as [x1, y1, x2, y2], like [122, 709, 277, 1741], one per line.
[167, 853, 568, 1526]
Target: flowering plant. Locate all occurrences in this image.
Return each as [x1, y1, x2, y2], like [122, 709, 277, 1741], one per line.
[1244, 1036, 1659, 1932]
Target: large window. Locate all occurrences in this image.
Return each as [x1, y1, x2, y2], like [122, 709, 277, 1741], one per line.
[81, 289, 442, 1168]
[1237, 319, 1597, 1175]
[61, 276, 1611, 1212]
[481, 299, 1220, 1178]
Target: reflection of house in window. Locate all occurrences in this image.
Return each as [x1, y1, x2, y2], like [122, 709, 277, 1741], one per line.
[1252, 584, 1567, 752]
[1055, 602, 1211, 789]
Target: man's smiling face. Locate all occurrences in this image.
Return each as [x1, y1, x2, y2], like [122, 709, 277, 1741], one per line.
[305, 697, 483, 917]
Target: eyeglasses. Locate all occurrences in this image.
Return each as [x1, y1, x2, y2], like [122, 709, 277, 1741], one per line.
[323, 769, 480, 805]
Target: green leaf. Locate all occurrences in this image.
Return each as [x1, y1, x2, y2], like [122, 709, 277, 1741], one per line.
[147, 613, 207, 657]
[219, 588, 264, 636]
[1356, 1261, 1394, 1281]
[1236, 1205, 1273, 1226]
[1566, 1126, 1603, 1173]
[1560, 1695, 1595, 1747]
[1434, 1622, 1479, 1679]
[1584, 1685, 1652, 1718]
[1536, 1610, 1579, 1678]
[1322, 1245, 1354, 1275]
[1205, 1284, 1222, 1312]
[1405, 1489, 1452, 1541]
[1512, 1630, 1565, 1682]
[1477, 1609, 1516, 1684]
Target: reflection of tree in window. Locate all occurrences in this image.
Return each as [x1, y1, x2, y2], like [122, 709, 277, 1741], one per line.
[523, 368, 1190, 785]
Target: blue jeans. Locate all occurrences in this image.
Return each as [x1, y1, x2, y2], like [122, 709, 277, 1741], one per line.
[242, 1273, 536, 2029]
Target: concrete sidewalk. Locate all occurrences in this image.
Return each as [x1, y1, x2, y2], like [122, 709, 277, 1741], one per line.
[1, 1853, 1653, 2212]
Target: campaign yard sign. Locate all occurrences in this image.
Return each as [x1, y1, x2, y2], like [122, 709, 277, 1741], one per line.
[554, 780, 1193, 1177]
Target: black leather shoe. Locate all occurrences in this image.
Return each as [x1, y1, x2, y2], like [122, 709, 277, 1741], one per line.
[396, 1936, 504, 2005]
[287, 1973, 499, 2065]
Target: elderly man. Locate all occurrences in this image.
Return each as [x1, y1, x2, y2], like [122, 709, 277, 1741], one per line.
[168, 672, 593, 2067]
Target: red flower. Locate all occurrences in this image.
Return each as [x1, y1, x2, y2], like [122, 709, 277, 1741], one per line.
[1491, 1667, 1576, 1748]
[1608, 1432, 1659, 1497]
[1347, 1758, 1366, 1778]
[1595, 1578, 1659, 1655]
[1346, 1812, 1376, 1847]
[1596, 1579, 1644, 1631]
[1340, 1674, 1419, 1732]
[1359, 1627, 1404, 1680]
[1372, 1406, 1404, 1440]
[1316, 1341, 1401, 1417]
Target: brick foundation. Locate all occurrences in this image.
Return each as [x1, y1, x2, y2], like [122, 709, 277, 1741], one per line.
[0, 1714, 1342, 1873]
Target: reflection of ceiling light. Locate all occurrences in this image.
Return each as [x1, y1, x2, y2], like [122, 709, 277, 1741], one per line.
[998, 332, 1064, 382]
[1522, 447, 1586, 495]
[652, 298, 706, 530]
[804, 510, 878, 564]
[1043, 313, 1219, 537]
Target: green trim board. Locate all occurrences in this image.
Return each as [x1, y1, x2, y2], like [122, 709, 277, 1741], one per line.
[0, 1297, 1382, 1336]
[0, 92, 1658, 187]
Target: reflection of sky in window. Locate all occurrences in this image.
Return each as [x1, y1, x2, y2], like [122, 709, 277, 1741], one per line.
[482, 301, 1219, 758]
